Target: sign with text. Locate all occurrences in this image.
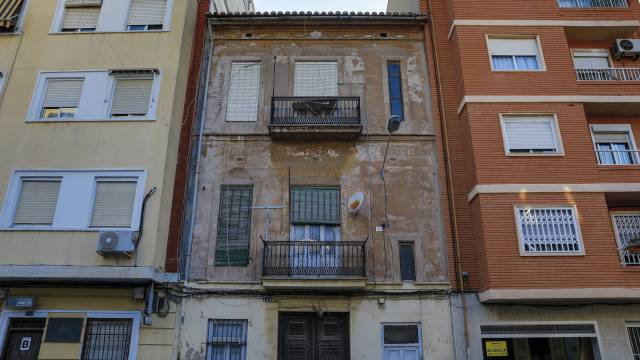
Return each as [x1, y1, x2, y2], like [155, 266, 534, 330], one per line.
[485, 340, 509, 357]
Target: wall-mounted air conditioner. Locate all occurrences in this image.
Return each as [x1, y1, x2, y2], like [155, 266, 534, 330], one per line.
[614, 39, 640, 60]
[97, 231, 138, 257]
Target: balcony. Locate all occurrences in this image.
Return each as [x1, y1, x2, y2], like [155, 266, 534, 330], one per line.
[262, 240, 367, 290]
[612, 213, 640, 266]
[269, 96, 362, 139]
[558, 0, 628, 8]
[576, 68, 640, 81]
[595, 149, 640, 165]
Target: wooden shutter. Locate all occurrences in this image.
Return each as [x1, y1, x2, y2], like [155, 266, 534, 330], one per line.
[294, 62, 338, 97]
[0, 0, 24, 29]
[90, 180, 137, 228]
[487, 37, 539, 56]
[43, 78, 84, 108]
[290, 187, 341, 225]
[62, 6, 100, 30]
[110, 78, 153, 117]
[399, 243, 416, 281]
[127, 0, 167, 26]
[226, 62, 261, 122]
[503, 116, 558, 152]
[215, 186, 253, 266]
[13, 179, 61, 225]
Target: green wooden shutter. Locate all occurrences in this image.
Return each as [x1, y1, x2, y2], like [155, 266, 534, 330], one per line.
[215, 186, 253, 266]
[290, 187, 341, 225]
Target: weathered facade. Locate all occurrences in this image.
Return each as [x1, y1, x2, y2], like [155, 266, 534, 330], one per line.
[177, 12, 454, 360]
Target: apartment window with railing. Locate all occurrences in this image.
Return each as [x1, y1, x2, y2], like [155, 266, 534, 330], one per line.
[487, 36, 544, 71]
[558, 0, 628, 8]
[515, 207, 583, 255]
[207, 320, 248, 360]
[612, 213, 640, 266]
[573, 49, 640, 81]
[591, 125, 638, 165]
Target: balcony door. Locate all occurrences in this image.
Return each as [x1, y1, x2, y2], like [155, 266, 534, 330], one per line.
[290, 225, 341, 271]
[278, 313, 349, 360]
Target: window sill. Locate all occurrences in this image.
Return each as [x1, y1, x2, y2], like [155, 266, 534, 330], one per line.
[48, 30, 169, 35]
[27, 118, 156, 123]
[506, 152, 565, 157]
[0, 31, 23, 36]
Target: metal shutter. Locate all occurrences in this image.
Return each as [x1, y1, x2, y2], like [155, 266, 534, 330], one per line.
[110, 78, 153, 117]
[13, 179, 61, 225]
[487, 37, 539, 56]
[62, 6, 100, 30]
[216, 186, 253, 266]
[42, 78, 84, 108]
[290, 187, 341, 225]
[503, 116, 558, 151]
[226, 62, 261, 122]
[127, 0, 167, 26]
[294, 62, 338, 97]
[90, 180, 137, 228]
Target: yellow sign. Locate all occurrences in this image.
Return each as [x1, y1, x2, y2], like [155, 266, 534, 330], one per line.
[485, 341, 508, 357]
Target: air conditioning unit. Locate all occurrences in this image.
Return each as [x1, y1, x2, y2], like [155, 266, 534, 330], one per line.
[614, 39, 640, 60]
[97, 231, 138, 257]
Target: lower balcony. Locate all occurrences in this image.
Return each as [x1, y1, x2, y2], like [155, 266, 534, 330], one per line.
[262, 240, 367, 290]
[576, 68, 640, 81]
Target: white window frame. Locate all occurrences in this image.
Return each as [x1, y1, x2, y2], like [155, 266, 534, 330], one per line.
[500, 113, 564, 156]
[571, 49, 612, 69]
[28, 70, 161, 122]
[0, 169, 146, 231]
[0, 310, 140, 360]
[514, 205, 585, 256]
[590, 124, 639, 166]
[50, 0, 173, 33]
[486, 35, 547, 72]
[380, 323, 423, 360]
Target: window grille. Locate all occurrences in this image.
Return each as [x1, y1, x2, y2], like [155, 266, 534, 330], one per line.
[81, 318, 133, 360]
[215, 186, 253, 266]
[226, 62, 261, 122]
[516, 207, 582, 253]
[13, 179, 61, 225]
[294, 62, 338, 97]
[627, 325, 640, 360]
[613, 214, 640, 266]
[207, 320, 248, 360]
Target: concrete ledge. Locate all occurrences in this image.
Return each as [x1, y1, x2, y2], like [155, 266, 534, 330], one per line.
[0, 265, 179, 284]
[262, 277, 367, 290]
[479, 288, 640, 303]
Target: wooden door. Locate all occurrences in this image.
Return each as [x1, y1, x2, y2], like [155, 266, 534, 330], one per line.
[279, 313, 349, 360]
[1, 318, 46, 360]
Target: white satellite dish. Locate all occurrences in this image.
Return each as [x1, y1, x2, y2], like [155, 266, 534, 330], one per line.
[347, 192, 365, 214]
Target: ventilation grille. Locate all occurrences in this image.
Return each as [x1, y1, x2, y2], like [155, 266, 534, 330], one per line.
[481, 324, 596, 336]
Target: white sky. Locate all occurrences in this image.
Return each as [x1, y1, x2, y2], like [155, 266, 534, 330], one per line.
[254, 0, 388, 12]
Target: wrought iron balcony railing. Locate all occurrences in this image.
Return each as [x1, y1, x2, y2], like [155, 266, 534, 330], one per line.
[595, 149, 640, 165]
[270, 96, 361, 126]
[612, 214, 640, 266]
[576, 68, 640, 81]
[558, 0, 628, 7]
[262, 240, 366, 277]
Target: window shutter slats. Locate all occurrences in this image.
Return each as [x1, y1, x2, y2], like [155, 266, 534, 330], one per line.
[215, 186, 253, 266]
[127, 0, 167, 26]
[226, 62, 261, 122]
[594, 132, 630, 143]
[65, 0, 102, 7]
[43, 79, 84, 108]
[291, 187, 341, 225]
[62, 7, 100, 30]
[13, 180, 61, 225]
[110, 78, 153, 116]
[294, 62, 338, 97]
[90, 180, 137, 228]
[504, 117, 558, 151]
[488, 38, 539, 56]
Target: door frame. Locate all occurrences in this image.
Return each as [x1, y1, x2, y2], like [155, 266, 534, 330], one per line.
[278, 312, 350, 360]
[1, 316, 46, 360]
[380, 322, 423, 360]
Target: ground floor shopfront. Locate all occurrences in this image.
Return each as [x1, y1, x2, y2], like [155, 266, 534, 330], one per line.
[451, 293, 640, 360]
[178, 291, 455, 360]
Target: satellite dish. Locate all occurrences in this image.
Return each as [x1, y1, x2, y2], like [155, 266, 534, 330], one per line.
[347, 192, 365, 214]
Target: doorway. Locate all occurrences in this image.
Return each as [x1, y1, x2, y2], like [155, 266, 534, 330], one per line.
[278, 313, 349, 360]
[1, 318, 46, 360]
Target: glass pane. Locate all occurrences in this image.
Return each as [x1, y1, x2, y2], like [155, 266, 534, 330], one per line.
[292, 225, 306, 241]
[492, 55, 516, 70]
[309, 225, 321, 241]
[514, 56, 539, 70]
[384, 325, 419, 345]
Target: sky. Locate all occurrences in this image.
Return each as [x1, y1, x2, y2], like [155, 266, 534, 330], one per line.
[254, 0, 388, 12]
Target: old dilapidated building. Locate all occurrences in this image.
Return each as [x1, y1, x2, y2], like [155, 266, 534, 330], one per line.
[177, 11, 454, 360]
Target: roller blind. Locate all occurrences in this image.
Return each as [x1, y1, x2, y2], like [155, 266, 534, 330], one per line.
[503, 116, 558, 152]
[216, 186, 253, 266]
[127, 0, 167, 26]
[13, 179, 61, 225]
[66, 0, 102, 6]
[573, 51, 610, 69]
[593, 132, 630, 143]
[62, 6, 100, 30]
[90, 180, 137, 228]
[487, 37, 540, 56]
[226, 62, 261, 122]
[42, 78, 84, 108]
[110, 78, 153, 117]
[294, 62, 338, 97]
[290, 187, 341, 225]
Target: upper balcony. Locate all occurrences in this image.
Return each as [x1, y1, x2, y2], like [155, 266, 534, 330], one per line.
[576, 67, 640, 81]
[558, 0, 629, 8]
[268, 96, 362, 139]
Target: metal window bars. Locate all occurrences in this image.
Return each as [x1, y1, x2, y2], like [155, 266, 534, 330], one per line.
[613, 214, 640, 266]
[595, 149, 640, 165]
[207, 320, 248, 360]
[575, 68, 640, 81]
[517, 208, 582, 253]
[270, 96, 361, 126]
[81, 319, 132, 360]
[627, 325, 640, 359]
[558, 0, 628, 7]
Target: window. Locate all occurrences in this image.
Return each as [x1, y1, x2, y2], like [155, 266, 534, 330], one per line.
[294, 61, 338, 97]
[40, 78, 84, 119]
[0, 71, 5, 96]
[126, 0, 167, 31]
[399, 243, 416, 281]
[81, 318, 133, 360]
[30, 71, 159, 121]
[61, 0, 102, 32]
[487, 37, 543, 71]
[382, 324, 421, 360]
[516, 207, 583, 254]
[215, 186, 253, 266]
[0, 0, 26, 33]
[226, 62, 261, 122]
[12, 179, 61, 226]
[572, 49, 611, 69]
[501, 114, 563, 155]
[591, 125, 638, 165]
[612, 213, 640, 266]
[207, 320, 248, 360]
[387, 62, 405, 121]
[0, 170, 145, 230]
[627, 324, 640, 360]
